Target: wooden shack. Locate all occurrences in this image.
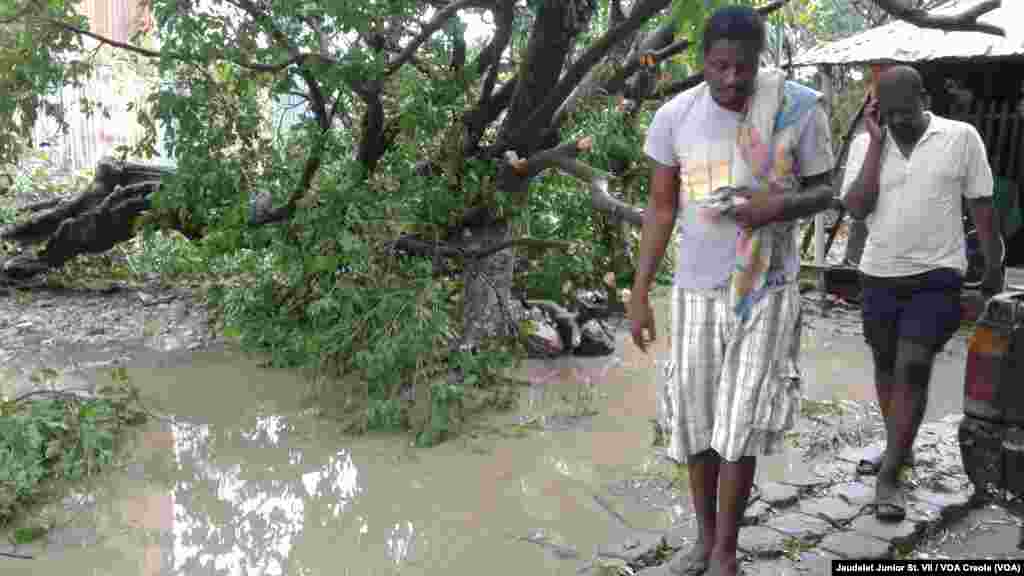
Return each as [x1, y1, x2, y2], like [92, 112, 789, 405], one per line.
[789, 0, 1024, 280]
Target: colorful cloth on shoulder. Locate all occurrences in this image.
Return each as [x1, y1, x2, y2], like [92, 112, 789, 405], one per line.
[730, 72, 822, 322]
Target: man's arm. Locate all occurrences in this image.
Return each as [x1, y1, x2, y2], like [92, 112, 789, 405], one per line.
[774, 102, 840, 222]
[840, 98, 886, 220]
[842, 138, 885, 220]
[969, 197, 1001, 270]
[633, 163, 680, 291]
[776, 171, 838, 222]
[962, 124, 1001, 292]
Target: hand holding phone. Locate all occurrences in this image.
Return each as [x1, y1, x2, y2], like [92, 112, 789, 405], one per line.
[864, 95, 884, 143]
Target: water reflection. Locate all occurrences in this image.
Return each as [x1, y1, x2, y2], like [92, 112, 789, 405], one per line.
[386, 521, 416, 566]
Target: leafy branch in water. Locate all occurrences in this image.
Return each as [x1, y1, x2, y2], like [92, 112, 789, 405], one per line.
[0, 370, 148, 528]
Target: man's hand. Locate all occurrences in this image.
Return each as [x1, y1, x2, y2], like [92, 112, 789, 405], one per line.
[630, 290, 656, 352]
[864, 95, 885, 143]
[730, 185, 785, 229]
[981, 265, 1004, 297]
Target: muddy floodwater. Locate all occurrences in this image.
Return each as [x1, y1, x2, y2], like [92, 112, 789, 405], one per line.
[0, 293, 970, 575]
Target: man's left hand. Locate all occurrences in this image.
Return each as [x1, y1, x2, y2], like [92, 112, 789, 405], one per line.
[981, 265, 1005, 296]
[731, 185, 785, 229]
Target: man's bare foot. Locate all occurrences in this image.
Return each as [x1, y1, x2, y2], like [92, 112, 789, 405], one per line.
[667, 541, 712, 575]
[875, 479, 906, 522]
[705, 554, 740, 576]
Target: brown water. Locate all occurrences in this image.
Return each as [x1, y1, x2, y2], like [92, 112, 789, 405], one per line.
[1, 294, 969, 575]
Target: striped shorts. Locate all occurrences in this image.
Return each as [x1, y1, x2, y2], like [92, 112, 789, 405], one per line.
[658, 283, 803, 463]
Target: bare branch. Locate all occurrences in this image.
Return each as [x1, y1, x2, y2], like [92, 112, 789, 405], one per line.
[871, 0, 1003, 35]
[43, 16, 161, 58]
[513, 138, 644, 226]
[42, 12, 314, 73]
[385, 0, 487, 75]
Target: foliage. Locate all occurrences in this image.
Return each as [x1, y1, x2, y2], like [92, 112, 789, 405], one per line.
[0, 373, 147, 527]
[123, 228, 206, 279]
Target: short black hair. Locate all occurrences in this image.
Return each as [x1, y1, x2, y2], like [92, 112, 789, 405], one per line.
[702, 5, 766, 55]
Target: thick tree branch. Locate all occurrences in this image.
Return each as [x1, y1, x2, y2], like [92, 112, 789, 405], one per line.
[502, 0, 673, 152]
[872, 0, 1003, 35]
[600, 25, 681, 98]
[385, 0, 487, 75]
[465, 77, 517, 156]
[511, 138, 644, 226]
[473, 0, 515, 116]
[473, 0, 515, 76]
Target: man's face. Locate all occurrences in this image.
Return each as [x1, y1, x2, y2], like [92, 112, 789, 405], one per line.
[704, 39, 760, 112]
[878, 89, 926, 143]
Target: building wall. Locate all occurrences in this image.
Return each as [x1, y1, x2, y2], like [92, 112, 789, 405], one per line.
[77, 0, 153, 44]
[31, 0, 164, 173]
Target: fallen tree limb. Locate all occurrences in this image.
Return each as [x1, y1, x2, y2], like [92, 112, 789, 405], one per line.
[2, 158, 174, 244]
[0, 157, 178, 282]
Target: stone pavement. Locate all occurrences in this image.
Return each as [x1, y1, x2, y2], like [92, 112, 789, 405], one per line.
[581, 413, 983, 576]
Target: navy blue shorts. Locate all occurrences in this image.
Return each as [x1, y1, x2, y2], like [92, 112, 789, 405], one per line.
[860, 268, 963, 373]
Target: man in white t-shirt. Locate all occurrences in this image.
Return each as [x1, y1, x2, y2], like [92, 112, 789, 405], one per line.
[629, 6, 837, 575]
[840, 65, 1003, 523]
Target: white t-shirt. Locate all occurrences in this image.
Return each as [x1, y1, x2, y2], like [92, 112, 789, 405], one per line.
[840, 113, 993, 277]
[644, 83, 834, 290]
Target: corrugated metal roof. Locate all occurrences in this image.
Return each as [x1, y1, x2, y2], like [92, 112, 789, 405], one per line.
[791, 0, 1024, 67]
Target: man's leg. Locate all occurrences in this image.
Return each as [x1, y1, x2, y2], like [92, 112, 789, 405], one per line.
[707, 456, 757, 576]
[667, 292, 727, 575]
[876, 272, 961, 520]
[705, 285, 801, 576]
[674, 450, 720, 574]
[876, 339, 936, 518]
[860, 275, 910, 475]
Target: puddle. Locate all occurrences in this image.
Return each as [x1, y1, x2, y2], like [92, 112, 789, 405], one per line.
[2, 334, 686, 575]
[1, 293, 971, 574]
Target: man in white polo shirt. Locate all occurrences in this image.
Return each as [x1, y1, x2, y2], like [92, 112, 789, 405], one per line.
[841, 65, 1003, 522]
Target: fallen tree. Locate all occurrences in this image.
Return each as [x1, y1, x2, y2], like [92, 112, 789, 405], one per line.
[0, 157, 175, 282]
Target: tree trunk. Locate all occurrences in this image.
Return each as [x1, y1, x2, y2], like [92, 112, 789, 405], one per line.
[459, 220, 524, 349]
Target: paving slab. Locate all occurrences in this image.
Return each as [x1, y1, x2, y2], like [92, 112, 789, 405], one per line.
[738, 525, 790, 557]
[797, 550, 841, 575]
[798, 497, 863, 526]
[818, 530, 892, 559]
[829, 481, 875, 507]
[848, 515, 919, 547]
[745, 556, 801, 576]
[759, 482, 800, 508]
[765, 512, 835, 543]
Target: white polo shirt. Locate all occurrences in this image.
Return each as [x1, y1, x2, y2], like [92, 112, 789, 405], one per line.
[840, 113, 993, 278]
